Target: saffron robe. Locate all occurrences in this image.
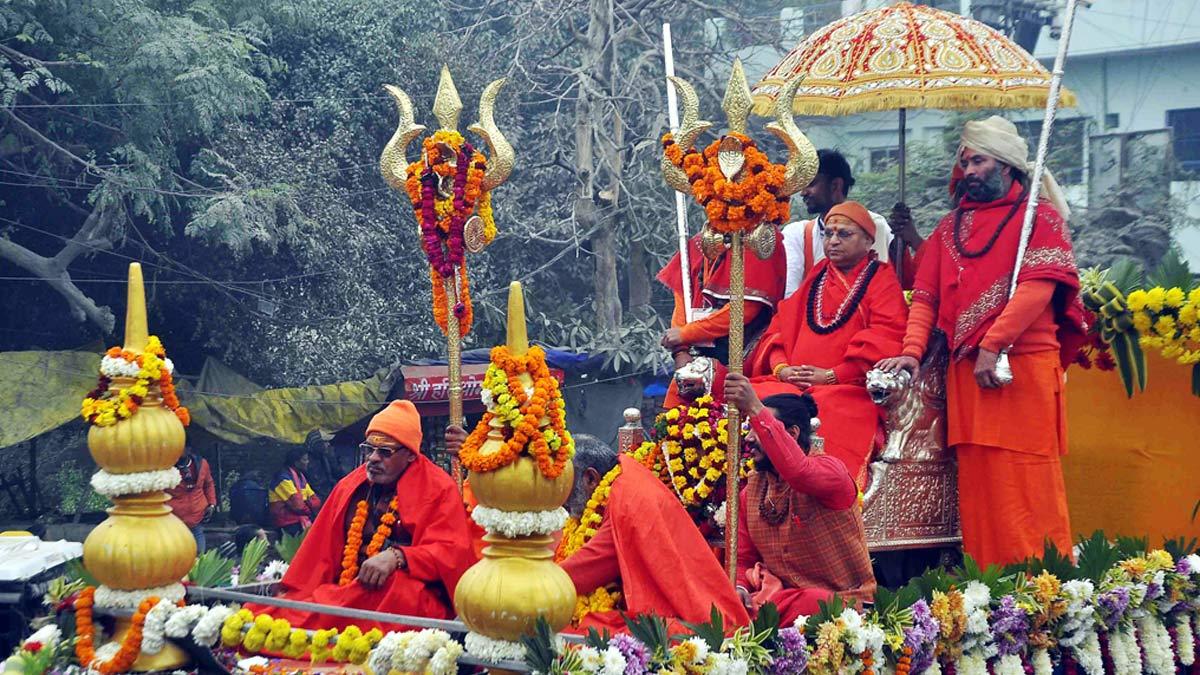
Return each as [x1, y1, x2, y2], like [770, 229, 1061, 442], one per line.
[747, 256, 908, 488]
[559, 456, 749, 633]
[736, 409, 875, 625]
[658, 232, 786, 409]
[901, 182, 1083, 567]
[247, 458, 477, 632]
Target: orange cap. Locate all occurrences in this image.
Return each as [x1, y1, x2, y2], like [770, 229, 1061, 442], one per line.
[366, 400, 423, 454]
[825, 201, 876, 241]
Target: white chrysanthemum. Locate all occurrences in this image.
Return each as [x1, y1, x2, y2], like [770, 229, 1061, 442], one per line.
[164, 604, 207, 638]
[708, 653, 749, 675]
[91, 468, 182, 498]
[956, 653, 988, 675]
[471, 505, 569, 537]
[1032, 648, 1053, 675]
[464, 632, 526, 662]
[192, 605, 235, 648]
[480, 388, 494, 408]
[1073, 630, 1104, 675]
[430, 640, 464, 675]
[578, 646, 603, 672]
[1184, 554, 1200, 575]
[370, 632, 403, 675]
[94, 583, 185, 610]
[1109, 628, 1141, 675]
[682, 637, 710, 665]
[994, 654, 1024, 675]
[259, 559, 289, 581]
[1137, 615, 1174, 674]
[1178, 614, 1196, 666]
[792, 614, 809, 630]
[141, 598, 176, 655]
[600, 646, 627, 675]
[711, 501, 727, 528]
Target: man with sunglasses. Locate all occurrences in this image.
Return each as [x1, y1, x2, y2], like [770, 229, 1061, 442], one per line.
[247, 400, 476, 631]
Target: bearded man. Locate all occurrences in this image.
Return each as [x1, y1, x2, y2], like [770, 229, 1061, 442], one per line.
[556, 435, 748, 633]
[724, 374, 875, 625]
[748, 201, 908, 489]
[876, 116, 1086, 568]
[249, 401, 476, 631]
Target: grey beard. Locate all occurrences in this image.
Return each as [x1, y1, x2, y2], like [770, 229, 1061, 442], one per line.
[564, 483, 590, 519]
[964, 170, 1004, 202]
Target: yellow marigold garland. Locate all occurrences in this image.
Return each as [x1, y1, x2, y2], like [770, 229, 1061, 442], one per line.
[554, 464, 623, 624]
[631, 395, 730, 508]
[219, 610, 382, 665]
[460, 345, 574, 479]
[81, 335, 189, 428]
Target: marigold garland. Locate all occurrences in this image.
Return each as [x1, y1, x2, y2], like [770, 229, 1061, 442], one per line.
[404, 130, 496, 338]
[631, 395, 732, 508]
[81, 336, 189, 428]
[554, 464, 623, 623]
[219, 610, 382, 664]
[460, 345, 574, 479]
[74, 586, 158, 674]
[662, 132, 790, 234]
[338, 495, 401, 586]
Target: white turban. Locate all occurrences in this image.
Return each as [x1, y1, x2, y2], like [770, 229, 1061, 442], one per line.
[957, 115, 1070, 220]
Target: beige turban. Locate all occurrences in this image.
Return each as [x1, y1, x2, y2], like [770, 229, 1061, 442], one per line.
[956, 115, 1070, 220]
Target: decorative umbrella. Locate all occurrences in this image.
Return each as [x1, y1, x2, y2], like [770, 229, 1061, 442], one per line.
[750, 1, 1076, 275]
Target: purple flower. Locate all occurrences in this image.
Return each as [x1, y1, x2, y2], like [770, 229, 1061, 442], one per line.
[1096, 587, 1131, 633]
[610, 634, 650, 675]
[905, 599, 940, 674]
[990, 595, 1030, 658]
[768, 627, 808, 675]
[1176, 559, 1193, 575]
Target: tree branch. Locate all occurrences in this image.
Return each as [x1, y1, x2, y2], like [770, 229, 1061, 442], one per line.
[0, 43, 89, 68]
[0, 232, 115, 333]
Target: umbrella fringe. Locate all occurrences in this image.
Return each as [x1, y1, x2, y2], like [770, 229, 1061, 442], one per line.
[751, 88, 1077, 118]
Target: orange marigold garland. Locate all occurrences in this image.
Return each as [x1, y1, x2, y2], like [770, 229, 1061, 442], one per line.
[338, 495, 402, 585]
[81, 335, 190, 428]
[662, 132, 790, 234]
[459, 345, 574, 479]
[74, 586, 158, 674]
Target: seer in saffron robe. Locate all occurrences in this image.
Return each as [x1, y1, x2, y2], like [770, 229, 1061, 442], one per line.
[556, 435, 748, 634]
[877, 116, 1086, 568]
[747, 201, 908, 488]
[724, 374, 875, 625]
[247, 401, 476, 632]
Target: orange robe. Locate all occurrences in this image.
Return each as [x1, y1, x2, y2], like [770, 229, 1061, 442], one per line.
[246, 458, 477, 632]
[559, 456, 749, 633]
[902, 181, 1085, 568]
[746, 256, 908, 488]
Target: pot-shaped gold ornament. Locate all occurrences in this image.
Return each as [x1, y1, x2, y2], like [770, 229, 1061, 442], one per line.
[87, 388, 185, 474]
[83, 491, 196, 590]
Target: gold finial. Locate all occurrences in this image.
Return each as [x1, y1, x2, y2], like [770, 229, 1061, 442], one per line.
[379, 85, 427, 191]
[433, 65, 463, 132]
[722, 59, 754, 135]
[505, 281, 529, 357]
[468, 78, 515, 191]
[122, 263, 148, 353]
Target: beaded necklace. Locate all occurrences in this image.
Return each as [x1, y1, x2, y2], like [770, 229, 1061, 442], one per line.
[806, 260, 879, 335]
[952, 185, 1028, 259]
[757, 473, 793, 525]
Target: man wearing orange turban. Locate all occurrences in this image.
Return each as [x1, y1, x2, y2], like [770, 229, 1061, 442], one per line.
[746, 201, 909, 489]
[247, 400, 476, 632]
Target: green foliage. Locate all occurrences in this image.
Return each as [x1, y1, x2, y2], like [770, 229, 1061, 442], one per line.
[49, 463, 110, 516]
[805, 595, 848, 634]
[239, 536, 270, 583]
[682, 606, 726, 653]
[64, 560, 98, 588]
[274, 529, 306, 563]
[953, 554, 1017, 595]
[1146, 249, 1196, 291]
[1163, 536, 1198, 560]
[188, 549, 234, 587]
[522, 616, 567, 674]
[1009, 539, 1079, 581]
[1075, 531, 1123, 582]
[1107, 259, 1146, 296]
[1115, 535, 1150, 558]
[624, 614, 672, 660]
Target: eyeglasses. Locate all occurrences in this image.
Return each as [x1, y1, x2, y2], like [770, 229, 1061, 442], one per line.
[359, 442, 405, 459]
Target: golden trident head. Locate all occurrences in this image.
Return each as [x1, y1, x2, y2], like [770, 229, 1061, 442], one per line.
[379, 66, 515, 194]
[661, 59, 817, 260]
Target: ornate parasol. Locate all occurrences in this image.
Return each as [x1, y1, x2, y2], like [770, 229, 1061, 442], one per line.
[750, 1, 1075, 277]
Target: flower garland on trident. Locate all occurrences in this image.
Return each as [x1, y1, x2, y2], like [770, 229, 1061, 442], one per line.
[80, 335, 190, 427]
[554, 463, 623, 625]
[662, 131, 790, 234]
[404, 130, 495, 337]
[459, 345, 574, 479]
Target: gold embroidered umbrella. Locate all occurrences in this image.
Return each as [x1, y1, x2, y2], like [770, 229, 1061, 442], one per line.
[750, 1, 1075, 277]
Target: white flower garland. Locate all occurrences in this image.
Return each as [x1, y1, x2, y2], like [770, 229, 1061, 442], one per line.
[369, 632, 403, 675]
[956, 653, 988, 675]
[164, 604, 207, 639]
[1072, 631, 1104, 675]
[1179, 614, 1196, 666]
[994, 653, 1024, 675]
[925, 660, 943, 675]
[94, 583, 185, 610]
[465, 631, 527, 662]
[1031, 648, 1053, 675]
[192, 605, 235, 648]
[1137, 615, 1174, 674]
[100, 354, 174, 379]
[91, 468, 181, 498]
[1109, 627, 1141, 675]
[471, 505, 568, 538]
[141, 598, 175, 655]
[959, 581, 998, 661]
[373, 628, 463, 675]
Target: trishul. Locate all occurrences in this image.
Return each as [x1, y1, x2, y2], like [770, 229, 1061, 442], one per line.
[662, 59, 817, 259]
[379, 65, 515, 198]
[658, 59, 817, 584]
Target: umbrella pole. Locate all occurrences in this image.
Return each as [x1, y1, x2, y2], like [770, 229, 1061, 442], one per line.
[895, 107, 906, 282]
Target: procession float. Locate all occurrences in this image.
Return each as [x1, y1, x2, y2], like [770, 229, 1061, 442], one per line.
[8, 2, 1200, 674]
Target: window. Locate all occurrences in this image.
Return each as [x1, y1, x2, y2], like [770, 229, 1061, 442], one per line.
[1167, 108, 1200, 170]
[1105, 113, 1120, 130]
[1012, 117, 1087, 185]
[869, 147, 900, 173]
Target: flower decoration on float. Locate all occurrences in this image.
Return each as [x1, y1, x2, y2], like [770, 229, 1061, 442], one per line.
[381, 66, 514, 338]
[554, 463, 623, 625]
[660, 61, 817, 262]
[459, 344, 573, 479]
[80, 335, 189, 427]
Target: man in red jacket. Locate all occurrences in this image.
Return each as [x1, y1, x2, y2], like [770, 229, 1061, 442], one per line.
[166, 449, 216, 552]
